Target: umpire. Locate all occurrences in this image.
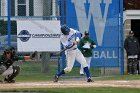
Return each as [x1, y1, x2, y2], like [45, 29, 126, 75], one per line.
[124, 30, 140, 75]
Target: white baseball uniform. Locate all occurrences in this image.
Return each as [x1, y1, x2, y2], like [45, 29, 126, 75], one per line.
[60, 28, 88, 73]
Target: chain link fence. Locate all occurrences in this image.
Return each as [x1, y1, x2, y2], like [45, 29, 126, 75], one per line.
[0, 0, 66, 79]
[0, 0, 124, 81]
[0, 0, 99, 79]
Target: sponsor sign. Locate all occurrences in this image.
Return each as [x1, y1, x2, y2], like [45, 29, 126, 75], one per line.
[17, 20, 61, 52]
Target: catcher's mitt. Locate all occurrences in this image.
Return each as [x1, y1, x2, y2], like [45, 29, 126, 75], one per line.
[31, 51, 37, 59]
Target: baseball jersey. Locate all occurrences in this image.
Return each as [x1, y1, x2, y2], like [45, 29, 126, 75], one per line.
[0, 55, 24, 68]
[60, 28, 80, 51]
[78, 37, 96, 57]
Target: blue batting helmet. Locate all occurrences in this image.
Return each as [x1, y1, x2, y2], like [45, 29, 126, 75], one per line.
[61, 25, 70, 35]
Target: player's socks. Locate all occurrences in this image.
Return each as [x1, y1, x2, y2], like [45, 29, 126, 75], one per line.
[57, 70, 65, 77]
[84, 67, 91, 78]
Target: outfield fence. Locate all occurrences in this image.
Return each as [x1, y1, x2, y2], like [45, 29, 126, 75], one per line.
[0, 0, 124, 77]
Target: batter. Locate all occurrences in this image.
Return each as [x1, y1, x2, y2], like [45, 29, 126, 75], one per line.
[54, 25, 93, 82]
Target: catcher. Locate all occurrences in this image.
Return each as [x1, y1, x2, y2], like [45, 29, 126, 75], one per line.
[0, 47, 36, 83]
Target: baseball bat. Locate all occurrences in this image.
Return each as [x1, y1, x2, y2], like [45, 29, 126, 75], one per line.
[55, 48, 67, 56]
[54, 40, 77, 56]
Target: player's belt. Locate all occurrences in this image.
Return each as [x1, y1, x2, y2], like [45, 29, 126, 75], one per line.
[73, 48, 77, 50]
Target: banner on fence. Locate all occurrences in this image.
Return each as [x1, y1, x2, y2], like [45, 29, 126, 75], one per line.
[17, 20, 61, 52]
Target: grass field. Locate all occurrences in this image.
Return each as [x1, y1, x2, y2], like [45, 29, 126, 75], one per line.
[0, 87, 140, 93]
[0, 61, 140, 92]
[13, 61, 140, 82]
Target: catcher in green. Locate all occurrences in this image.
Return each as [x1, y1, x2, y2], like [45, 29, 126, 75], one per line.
[0, 47, 36, 83]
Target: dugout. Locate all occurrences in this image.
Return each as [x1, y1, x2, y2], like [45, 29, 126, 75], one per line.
[132, 19, 140, 74]
[124, 10, 140, 74]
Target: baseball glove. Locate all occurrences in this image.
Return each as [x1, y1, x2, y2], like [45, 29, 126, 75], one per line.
[31, 51, 37, 59]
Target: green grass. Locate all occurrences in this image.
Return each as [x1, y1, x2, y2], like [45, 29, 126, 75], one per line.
[15, 61, 57, 82]
[0, 87, 140, 93]
[15, 61, 102, 82]
[1, 62, 140, 92]
[18, 61, 140, 81]
[1, 61, 140, 82]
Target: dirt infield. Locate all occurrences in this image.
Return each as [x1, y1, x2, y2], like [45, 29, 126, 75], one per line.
[0, 80, 140, 89]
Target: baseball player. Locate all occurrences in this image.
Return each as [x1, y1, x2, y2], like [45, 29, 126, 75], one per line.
[78, 31, 96, 75]
[0, 47, 36, 83]
[54, 25, 93, 82]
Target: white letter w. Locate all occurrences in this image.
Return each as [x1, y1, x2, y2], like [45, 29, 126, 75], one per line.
[71, 0, 112, 46]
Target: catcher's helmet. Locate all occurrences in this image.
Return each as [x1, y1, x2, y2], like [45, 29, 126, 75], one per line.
[61, 25, 70, 35]
[4, 48, 11, 55]
[4, 46, 16, 55]
[9, 47, 16, 55]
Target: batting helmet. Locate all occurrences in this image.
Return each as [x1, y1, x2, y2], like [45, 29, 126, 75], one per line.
[61, 25, 70, 35]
